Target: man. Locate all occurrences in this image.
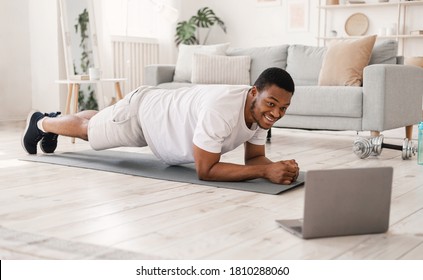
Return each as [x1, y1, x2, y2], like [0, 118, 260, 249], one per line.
[22, 67, 299, 184]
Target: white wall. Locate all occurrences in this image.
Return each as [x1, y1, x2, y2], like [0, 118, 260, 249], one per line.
[29, 0, 67, 114]
[97, 0, 319, 65]
[97, 0, 319, 68]
[0, 0, 32, 121]
[0, 0, 66, 122]
[178, 0, 318, 48]
[100, 0, 180, 66]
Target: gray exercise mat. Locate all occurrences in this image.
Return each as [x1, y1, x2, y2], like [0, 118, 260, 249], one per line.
[21, 150, 304, 195]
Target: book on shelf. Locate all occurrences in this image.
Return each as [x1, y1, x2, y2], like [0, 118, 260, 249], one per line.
[69, 74, 90, 80]
[410, 30, 423, 35]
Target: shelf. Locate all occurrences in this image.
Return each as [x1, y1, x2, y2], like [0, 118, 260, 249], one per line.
[317, 0, 423, 55]
[397, 34, 423, 38]
[319, 1, 423, 9]
[317, 34, 423, 40]
[319, 3, 398, 9]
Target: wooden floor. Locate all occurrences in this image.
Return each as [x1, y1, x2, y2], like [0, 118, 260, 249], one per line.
[1, 121, 422, 260]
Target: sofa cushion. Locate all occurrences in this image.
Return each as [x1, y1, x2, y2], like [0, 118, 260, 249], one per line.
[318, 35, 377, 86]
[287, 86, 363, 118]
[286, 45, 326, 86]
[369, 40, 398, 65]
[227, 45, 289, 84]
[275, 115, 362, 131]
[191, 54, 251, 85]
[173, 43, 230, 83]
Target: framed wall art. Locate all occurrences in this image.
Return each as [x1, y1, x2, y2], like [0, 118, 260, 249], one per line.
[286, 0, 309, 32]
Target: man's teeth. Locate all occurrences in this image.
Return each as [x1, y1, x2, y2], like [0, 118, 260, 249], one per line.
[265, 115, 275, 122]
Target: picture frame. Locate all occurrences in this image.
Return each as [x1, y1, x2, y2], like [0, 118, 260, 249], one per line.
[286, 0, 309, 32]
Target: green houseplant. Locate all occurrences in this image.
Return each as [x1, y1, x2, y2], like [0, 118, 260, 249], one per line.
[175, 7, 226, 46]
[74, 8, 98, 110]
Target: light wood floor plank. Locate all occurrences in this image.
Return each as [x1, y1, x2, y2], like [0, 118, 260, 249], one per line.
[336, 208, 423, 259]
[399, 242, 423, 259]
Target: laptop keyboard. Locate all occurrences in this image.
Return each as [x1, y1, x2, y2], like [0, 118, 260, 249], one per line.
[292, 226, 302, 233]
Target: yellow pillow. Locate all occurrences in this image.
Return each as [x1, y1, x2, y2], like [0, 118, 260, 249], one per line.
[318, 35, 377, 86]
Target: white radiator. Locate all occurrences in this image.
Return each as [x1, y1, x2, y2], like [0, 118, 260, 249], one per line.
[111, 36, 159, 92]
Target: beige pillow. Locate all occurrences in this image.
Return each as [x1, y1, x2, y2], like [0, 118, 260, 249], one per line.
[318, 35, 377, 86]
[191, 54, 251, 85]
[173, 43, 230, 83]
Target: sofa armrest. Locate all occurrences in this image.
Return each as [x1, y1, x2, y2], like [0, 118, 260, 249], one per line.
[362, 64, 423, 132]
[144, 64, 176, 86]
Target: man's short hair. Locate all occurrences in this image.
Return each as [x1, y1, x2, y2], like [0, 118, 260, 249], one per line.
[254, 67, 295, 95]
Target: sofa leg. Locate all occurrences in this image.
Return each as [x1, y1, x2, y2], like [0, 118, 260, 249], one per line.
[267, 128, 272, 142]
[405, 125, 413, 139]
[370, 131, 380, 137]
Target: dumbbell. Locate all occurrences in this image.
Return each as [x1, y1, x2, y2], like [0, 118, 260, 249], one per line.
[353, 135, 417, 160]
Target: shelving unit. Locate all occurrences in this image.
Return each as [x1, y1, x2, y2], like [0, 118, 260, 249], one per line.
[317, 0, 423, 56]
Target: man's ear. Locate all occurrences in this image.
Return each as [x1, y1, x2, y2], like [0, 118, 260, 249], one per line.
[249, 86, 258, 97]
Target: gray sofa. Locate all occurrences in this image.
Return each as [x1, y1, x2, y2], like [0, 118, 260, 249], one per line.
[144, 41, 423, 138]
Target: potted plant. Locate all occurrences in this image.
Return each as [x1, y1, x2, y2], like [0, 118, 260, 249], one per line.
[175, 7, 226, 46]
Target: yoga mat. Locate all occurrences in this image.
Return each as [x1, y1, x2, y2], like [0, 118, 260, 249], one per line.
[21, 150, 305, 195]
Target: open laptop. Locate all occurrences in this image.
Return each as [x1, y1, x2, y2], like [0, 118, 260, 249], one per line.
[276, 167, 393, 239]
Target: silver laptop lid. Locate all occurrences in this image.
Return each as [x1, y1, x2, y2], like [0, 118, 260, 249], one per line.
[302, 167, 393, 239]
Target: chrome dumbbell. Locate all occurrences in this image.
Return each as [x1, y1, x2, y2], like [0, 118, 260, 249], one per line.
[353, 135, 417, 160]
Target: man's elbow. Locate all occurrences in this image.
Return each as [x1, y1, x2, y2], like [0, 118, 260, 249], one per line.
[196, 169, 214, 181]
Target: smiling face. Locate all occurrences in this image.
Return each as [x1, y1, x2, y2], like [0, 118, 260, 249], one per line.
[245, 85, 292, 130]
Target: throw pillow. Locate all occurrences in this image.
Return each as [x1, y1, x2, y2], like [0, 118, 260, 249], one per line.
[318, 35, 377, 86]
[191, 54, 251, 85]
[369, 40, 398, 65]
[286, 45, 327, 86]
[173, 43, 230, 83]
[226, 45, 289, 84]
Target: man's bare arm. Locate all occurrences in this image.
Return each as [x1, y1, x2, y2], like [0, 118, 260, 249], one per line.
[193, 143, 298, 184]
[244, 141, 272, 165]
[245, 142, 299, 181]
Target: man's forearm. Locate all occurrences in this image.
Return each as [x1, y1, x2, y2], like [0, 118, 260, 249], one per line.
[245, 155, 273, 165]
[199, 161, 268, 182]
[200, 159, 299, 185]
[193, 144, 297, 184]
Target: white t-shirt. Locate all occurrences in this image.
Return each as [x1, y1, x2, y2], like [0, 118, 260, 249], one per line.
[138, 85, 267, 165]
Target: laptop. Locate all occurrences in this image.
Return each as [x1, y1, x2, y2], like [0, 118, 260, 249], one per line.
[276, 167, 393, 239]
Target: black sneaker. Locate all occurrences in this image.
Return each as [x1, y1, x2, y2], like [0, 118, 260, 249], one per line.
[22, 111, 46, 154]
[40, 111, 61, 154]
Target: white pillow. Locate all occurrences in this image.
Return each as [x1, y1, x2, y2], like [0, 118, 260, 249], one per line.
[173, 43, 230, 83]
[191, 53, 251, 85]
